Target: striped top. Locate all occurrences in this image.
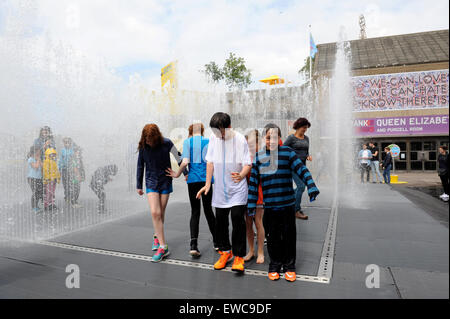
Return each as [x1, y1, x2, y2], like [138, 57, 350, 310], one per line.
[248, 146, 320, 209]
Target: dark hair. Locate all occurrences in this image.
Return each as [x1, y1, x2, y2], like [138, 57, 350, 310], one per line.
[385, 146, 390, 151]
[188, 123, 204, 137]
[108, 164, 118, 175]
[440, 145, 448, 151]
[138, 124, 164, 150]
[209, 112, 231, 129]
[39, 126, 52, 139]
[293, 117, 311, 130]
[264, 123, 282, 138]
[28, 145, 40, 158]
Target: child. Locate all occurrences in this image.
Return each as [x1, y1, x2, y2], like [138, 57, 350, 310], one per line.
[248, 124, 319, 282]
[166, 123, 217, 257]
[90, 164, 118, 214]
[244, 130, 265, 264]
[136, 124, 185, 262]
[69, 147, 85, 207]
[59, 137, 75, 203]
[27, 146, 43, 212]
[196, 112, 252, 273]
[42, 148, 61, 211]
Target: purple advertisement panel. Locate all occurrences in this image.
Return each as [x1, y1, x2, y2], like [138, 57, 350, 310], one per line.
[354, 114, 449, 136]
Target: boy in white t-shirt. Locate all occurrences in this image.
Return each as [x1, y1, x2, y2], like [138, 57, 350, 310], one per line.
[197, 112, 252, 273]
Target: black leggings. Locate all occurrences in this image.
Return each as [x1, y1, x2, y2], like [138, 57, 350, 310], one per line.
[263, 205, 296, 273]
[440, 173, 449, 194]
[187, 182, 216, 242]
[28, 178, 43, 209]
[215, 205, 247, 257]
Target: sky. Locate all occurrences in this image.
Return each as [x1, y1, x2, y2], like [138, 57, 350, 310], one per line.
[1, 0, 449, 90]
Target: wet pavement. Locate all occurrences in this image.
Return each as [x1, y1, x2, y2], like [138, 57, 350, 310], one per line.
[0, 179, 448, 299]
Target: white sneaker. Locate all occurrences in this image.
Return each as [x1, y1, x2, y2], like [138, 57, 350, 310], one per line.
[439, 193, 447, 199]
[443, 196, 449, 202]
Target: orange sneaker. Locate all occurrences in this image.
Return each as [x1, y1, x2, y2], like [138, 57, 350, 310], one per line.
[231, 256, 245, 273]
[285, 271, 296, 282]
[214, 251, 233, 270]
[268, 272, 280, 281]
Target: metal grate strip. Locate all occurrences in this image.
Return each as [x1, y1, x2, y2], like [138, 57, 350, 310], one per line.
[37, 240, 329, 284]
[317, 197, 339, 280]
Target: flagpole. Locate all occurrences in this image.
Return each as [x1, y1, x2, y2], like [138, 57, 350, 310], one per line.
[309, 24, 312, 84]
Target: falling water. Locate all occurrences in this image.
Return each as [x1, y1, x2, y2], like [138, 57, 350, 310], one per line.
[0, 1, 148, 242]
[1, 1, 359, 245]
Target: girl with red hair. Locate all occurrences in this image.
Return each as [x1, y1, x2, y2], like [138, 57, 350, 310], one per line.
[136, 124, 186, 262]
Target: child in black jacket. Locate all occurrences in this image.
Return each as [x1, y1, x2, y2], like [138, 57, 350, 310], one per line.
[90, 164, 118, 213]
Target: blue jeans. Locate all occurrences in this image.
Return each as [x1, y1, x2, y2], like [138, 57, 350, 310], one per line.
[292, 173, 306, 212]
[383, 164, 392, 184]
[370, 160, 382, 182]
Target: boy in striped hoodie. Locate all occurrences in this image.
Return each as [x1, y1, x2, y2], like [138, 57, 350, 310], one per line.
[248, 124, 320, 282]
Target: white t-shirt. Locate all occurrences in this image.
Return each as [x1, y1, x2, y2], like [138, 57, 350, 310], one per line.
[361, 150, 370, 164]
[205, 131, 252, 208]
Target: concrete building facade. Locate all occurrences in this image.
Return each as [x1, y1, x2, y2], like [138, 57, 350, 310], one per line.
[314, 29, 449, 171]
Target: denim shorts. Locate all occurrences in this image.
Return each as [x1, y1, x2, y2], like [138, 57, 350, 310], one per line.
[146, 185, 173, 194]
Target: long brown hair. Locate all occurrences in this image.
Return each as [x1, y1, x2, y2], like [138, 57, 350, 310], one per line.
[188, 123, 204, 137]
[138, 124, 163, 150]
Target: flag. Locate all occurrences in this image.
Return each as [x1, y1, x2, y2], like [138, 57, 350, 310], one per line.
[310, 33, 317, 58]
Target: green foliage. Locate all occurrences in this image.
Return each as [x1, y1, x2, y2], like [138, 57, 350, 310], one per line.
[204, 61, 223, 83]
[203, 53, 252, 90]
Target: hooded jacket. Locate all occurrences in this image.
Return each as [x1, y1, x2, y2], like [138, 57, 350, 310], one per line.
[43, 148, 61, 183]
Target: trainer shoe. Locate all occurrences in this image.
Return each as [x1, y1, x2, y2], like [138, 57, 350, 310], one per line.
[152, 246, 170, 262]
[190, 239, 201, 257]
[285, 271, 296, 282]
[214, 251, 233, 270]
[152, 236, 160, 251]
[268, 272, 280, 281]
[231, 256, 245, 273]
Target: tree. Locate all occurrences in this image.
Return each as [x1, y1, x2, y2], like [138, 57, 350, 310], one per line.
[202, 53, 252, 90]
[299, 56, 315, 82]
[222, 53, 252, 90]
[204, 61, 223, 83]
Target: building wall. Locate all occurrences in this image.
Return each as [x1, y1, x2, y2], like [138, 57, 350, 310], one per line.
[315, 60, 449, 171]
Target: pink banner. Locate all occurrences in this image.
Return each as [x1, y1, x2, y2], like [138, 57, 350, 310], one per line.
[354, 114, 449, 136]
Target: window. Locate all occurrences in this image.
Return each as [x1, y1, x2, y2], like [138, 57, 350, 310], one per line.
[411, 161, 423, 170]
[429, 152, 437, 161]
[395, 162, 407, 170]
[410, 152, 418, 161]
[394, 142, 406, 151]
[411, 142, 422, 151]
[423, 141, 436, 151]
[425, 162, 436, 170]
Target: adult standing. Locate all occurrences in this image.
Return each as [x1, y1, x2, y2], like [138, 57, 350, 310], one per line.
[33, 126, 56, 161]
[358, 143, 372, 183]
[438, 146, 449, 202]
[283, 118, 312, 220]
[368, 142, 383, 184]
[166, 123, 218, 257]
[381, 147, 393, 184]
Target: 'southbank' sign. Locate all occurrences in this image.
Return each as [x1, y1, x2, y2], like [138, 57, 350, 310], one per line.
[354, 115, 449, 136]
